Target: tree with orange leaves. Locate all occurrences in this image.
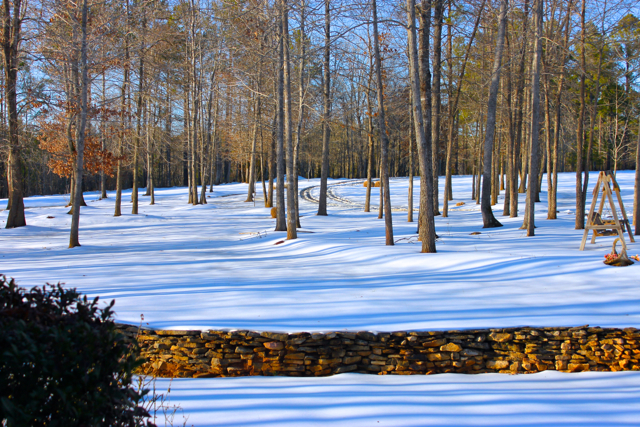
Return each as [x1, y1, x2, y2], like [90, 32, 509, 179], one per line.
[38, 105, 121, 188]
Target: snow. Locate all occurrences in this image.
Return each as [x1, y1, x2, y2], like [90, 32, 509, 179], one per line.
[2, 171, 640, 425]
[152, 371, 640, 426]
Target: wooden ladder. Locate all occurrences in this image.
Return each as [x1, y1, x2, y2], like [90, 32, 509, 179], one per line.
[580, 171, 635, 251]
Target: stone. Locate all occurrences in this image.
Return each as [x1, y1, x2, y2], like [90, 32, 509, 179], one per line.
[427, 353, 449, 362]
[156, 330, 200, 336]
[440, 343, 463, 352]
[343, 356, 362, 365]
[461, 348, 481, 357]
[489, 333, 513, 343]
[348, 345, 370, 351]
[567, 363, 589, 372]
[261, 332, 289, 341]
[357, 331, 377, 342]
[151, 361, 167, 371]
[486, 360, 510, 370]
[423, 339, 447, 348]
[264, 341, 284, 350]
[334, 365, 358, 374]
[318, 358, 340, 365]
[285, 353, 306, 360]
[369, 354, 387, 361]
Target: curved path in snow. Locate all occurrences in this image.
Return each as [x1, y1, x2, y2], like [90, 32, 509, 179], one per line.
[300, 178, 413, 212]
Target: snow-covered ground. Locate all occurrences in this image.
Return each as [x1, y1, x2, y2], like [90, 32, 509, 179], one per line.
[2, 171, 640, 426]
[151, 371, 640, 427]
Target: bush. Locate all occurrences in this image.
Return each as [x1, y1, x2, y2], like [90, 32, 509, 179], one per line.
[0, 276, 154, 427]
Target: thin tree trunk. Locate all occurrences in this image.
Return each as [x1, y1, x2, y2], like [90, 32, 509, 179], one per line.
[69, 0, 89, 248]
[480, 0, 507, 229]
[511, 0, 529, 216]
[408, 101, 415, 223]
[442, 0, 485, 217]
[364, 71, 374, 212]
[317, 0, 331, 216]
[372, 0, 393, 245]
[246, 93, 260, 202]
[100, 66, 107, 199]
[293, 0, 307, 228]
[132, 15, 146, 215]
[575, 0, 587, 229]
[523, 0, 543, 236]
[267, 107, 276, 208]
[275, 11, 286, 231]
[634, 121, 639, 234]
[283, 0, 297, 240]
[431, 0, 443, 216]
[114, 8, 130, 217]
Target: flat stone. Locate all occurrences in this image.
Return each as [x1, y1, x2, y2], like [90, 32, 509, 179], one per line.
[440, 343, 463, 352]
[486, 360, 510, 370]
[423, 339, 447, 348]
[260, 332, 289, 341]
[489, 333, 513, 343]
[263, 341, 284, 350]
[357, 331, 377, 342]
[156, 330, 201, 336]
[343, 356, 362, 365]
[427, 353, 449, 362]
[285, 353, 306, 360]
[334, 364, 358, 374]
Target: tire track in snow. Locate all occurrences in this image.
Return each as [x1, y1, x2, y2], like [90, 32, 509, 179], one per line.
[300, 179, 413, 212]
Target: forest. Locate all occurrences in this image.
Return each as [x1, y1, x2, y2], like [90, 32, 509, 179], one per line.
[2, 0, 640, 250]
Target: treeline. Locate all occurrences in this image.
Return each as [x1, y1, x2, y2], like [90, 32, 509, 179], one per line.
[2, 0, 640, 248]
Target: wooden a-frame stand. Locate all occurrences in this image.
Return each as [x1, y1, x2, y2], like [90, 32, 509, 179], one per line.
[580, 171, 635, 251]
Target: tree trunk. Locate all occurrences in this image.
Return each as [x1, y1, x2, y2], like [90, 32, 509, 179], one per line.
[2, 0, 25, 228]
[283, 0, 297, 240]
[293, 0, 307, 228]
[442, 0, 485, 217]
[132, 16, 146, 215]
[575, 0, 587, 229]
[431, 0, 443, 216]
[364, 72, 374, 212]
[634, 121, 639, 234]
[317, 0, 331, 216]
[523, 0, 543, 236]
[69, 0, 89, 248]
[372, 0, 393, 245]
[275, 12, 286, 232]
[146, 103, 155, 205]
[480, 0, 507, 229]
[246, 94, 260, 202]
[407, 0, 436, 252]
[267, 107, 276, 208]
[114, 10, 130, 217]
[408, 102, 415, 223]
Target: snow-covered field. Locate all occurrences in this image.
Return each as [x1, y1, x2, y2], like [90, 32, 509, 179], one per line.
[2, 171, 640, 426]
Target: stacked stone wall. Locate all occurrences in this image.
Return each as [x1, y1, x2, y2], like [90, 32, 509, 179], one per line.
[115, 325, 640, 378]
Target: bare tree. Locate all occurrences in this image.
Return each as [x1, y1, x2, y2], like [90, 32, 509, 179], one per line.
[522, 0, 543, 236]
[480, 0, 507, 229]
[2, 0, 26, 228]
[69, 0, 90, 247]
[407, 0, 436, 252]
[283, 0, 296, 240]
[317, 0, 331, 216]
[372, 0, 393, 245]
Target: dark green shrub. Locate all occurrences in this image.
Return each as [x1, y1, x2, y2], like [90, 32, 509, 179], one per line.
[0, 276, 154, 427]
